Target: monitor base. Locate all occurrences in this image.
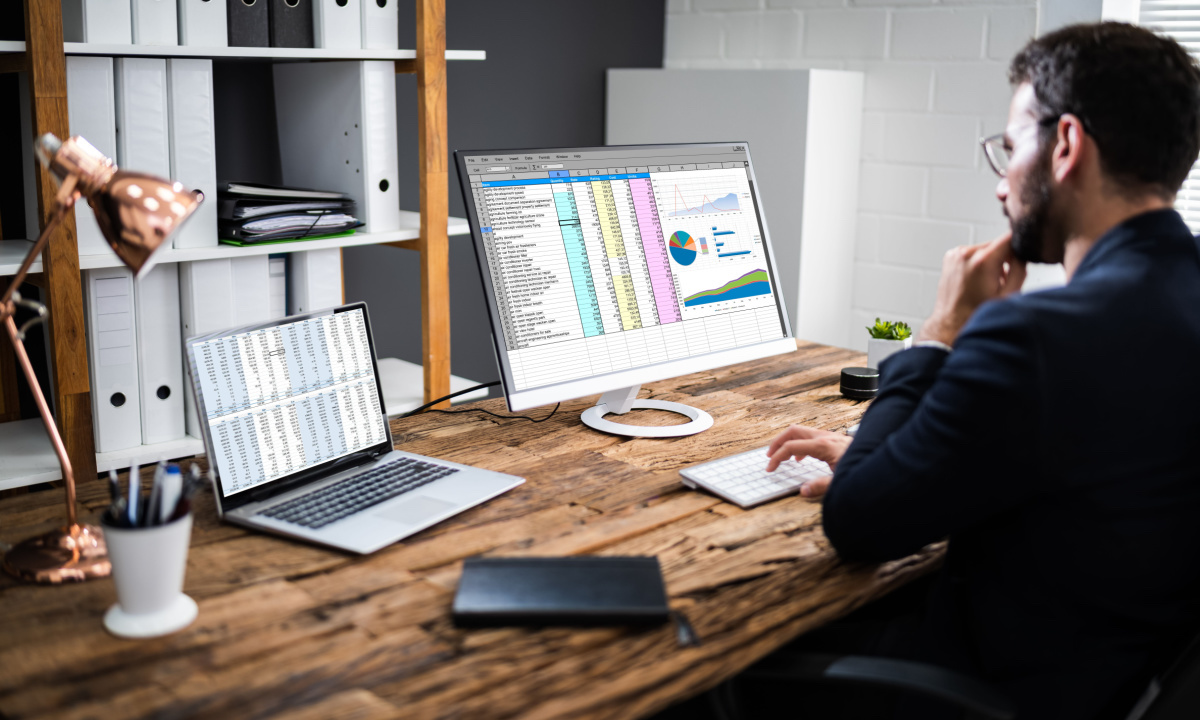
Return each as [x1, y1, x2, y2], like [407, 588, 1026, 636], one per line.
[579, 386, 714, 438]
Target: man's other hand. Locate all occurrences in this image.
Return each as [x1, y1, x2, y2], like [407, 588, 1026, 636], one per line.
[766, 424, 852, 498]
[919, 233, 1027, 346]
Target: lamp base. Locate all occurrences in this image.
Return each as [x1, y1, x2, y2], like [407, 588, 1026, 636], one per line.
[3, 523, 111, 583]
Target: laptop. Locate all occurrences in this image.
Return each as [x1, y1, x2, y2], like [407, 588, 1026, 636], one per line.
[184, 302, 524, 554]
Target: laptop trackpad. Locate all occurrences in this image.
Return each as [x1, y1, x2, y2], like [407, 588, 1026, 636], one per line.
[375, 495, 457, 525]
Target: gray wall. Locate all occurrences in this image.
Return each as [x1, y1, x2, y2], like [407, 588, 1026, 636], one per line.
[343, 1, 666, 395]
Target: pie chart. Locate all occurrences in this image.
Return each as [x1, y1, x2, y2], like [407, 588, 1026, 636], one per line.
[669, 231, 697, 266]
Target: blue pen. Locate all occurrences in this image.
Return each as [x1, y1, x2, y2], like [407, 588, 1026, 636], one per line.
[127, 462, 140, 526]
[160, 464, 183, 524]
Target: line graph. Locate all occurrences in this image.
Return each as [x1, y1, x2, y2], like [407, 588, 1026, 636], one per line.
[667, 186, 741, 217]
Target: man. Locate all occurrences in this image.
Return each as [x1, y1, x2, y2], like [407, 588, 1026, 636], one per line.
[766, 22, 1200, 720]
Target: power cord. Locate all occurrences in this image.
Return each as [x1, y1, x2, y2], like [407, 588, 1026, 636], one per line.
[401, 381, 562, 424]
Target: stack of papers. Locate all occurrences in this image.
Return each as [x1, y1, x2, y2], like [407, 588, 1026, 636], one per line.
[218, 182, 363, 244]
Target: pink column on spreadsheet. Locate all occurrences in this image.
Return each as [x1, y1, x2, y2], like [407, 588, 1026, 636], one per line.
[628, 178, 682, 324]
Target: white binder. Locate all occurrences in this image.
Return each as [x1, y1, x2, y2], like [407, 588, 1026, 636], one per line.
[62, 0, 133, 44]
[287, 248, 342, 314]
[166, 59, 218, 249]
[178, 0, 228, 47]
[134, 264, 186, 444]
[269, 256, 287, 319]
[361, 0, 398, 50]
[274, 61, 401, 233]
[115, 58, 170, 180]
[131, 0, 178, 45]
[179, 257, 271, 437]
[66, 56, 118, 258]
[313, 0, 362, 49]
[84, 268, 143, 453]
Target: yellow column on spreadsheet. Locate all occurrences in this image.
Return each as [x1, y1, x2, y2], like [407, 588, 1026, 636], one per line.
[592, 180, 642, 330]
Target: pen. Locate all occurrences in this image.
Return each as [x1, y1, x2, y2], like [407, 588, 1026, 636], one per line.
[146, 462, 165, 528]
[160, 464, 183, 525]
[168, 468, 203, 523]
[127, 462, 140, 527]
[107, 468, 120, 505]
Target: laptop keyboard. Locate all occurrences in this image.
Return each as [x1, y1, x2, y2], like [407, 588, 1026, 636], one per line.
[258, 458, 459, 529]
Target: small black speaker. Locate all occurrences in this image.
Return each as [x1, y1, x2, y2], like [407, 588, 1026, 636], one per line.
[840, 367, 879, 400]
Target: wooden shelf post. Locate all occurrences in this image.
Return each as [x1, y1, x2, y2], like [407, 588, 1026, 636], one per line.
[416, 0, 451, 408]
[20, 0, 98, 481]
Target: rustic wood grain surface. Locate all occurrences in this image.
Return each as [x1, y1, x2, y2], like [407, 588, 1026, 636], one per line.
[0, 342, 942, 720]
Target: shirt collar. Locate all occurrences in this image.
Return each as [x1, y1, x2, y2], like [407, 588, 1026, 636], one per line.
[1071, 208, 1194, 281]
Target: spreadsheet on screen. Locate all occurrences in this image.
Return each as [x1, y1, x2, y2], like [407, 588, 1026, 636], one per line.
[190, 308, 388, 496]
[461, 145, 787, 393]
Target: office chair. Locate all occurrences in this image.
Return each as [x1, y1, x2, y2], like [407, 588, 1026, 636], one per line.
[707, 625, 1200, 720]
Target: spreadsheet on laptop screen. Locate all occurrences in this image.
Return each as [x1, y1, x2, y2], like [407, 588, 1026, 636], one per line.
[191, 308, 388, 496]
[461, 145, 787, 393]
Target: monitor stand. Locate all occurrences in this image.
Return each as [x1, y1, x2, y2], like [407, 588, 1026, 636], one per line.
[579, 385, 713, 438]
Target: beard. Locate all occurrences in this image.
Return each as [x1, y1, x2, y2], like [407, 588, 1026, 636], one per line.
[1007, 148, 1065, 264]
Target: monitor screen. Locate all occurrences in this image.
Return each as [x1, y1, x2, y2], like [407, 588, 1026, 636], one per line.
[188, 306, 389, 498]
[456, 143, 794, 411]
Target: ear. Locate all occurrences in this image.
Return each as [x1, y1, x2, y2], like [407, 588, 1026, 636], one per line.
[1051, 114, 1086, 184]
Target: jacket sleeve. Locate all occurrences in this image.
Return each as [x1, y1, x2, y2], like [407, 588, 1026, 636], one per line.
[822, 299, 1043, 562]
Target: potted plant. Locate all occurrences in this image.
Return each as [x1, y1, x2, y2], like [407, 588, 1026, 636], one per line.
[866, 318, 913, 369]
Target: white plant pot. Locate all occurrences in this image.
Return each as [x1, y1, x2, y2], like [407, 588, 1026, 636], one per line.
[866, 337, 912, 370]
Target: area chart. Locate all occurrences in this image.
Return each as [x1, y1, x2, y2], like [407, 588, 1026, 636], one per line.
[683, 269, 771, 307]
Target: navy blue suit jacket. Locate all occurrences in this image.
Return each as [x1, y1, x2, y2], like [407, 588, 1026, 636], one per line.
[823, 210, 1200, 720]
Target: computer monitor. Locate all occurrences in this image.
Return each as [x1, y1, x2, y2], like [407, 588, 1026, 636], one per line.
[454, 143, 795, 437]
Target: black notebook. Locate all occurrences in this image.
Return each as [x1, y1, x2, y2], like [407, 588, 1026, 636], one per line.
[268, 0, 313, 48]
[227, 0, 269, 47]
[452, 556, 670, 627]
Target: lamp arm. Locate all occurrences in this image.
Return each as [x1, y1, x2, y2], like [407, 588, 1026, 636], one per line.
[3, 314, 76, 527]
[0, 182, 75, 310]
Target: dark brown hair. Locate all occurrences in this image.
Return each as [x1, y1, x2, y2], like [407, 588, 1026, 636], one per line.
[1009, 22, 1200, 196]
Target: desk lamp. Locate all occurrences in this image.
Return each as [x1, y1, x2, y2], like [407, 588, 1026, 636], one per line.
[2, 134, 201, 583]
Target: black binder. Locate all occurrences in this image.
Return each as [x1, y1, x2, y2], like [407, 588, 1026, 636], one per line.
[452, 557, 671, 627]
[268, 0, 313, 48]
[227, 0, 269, 47]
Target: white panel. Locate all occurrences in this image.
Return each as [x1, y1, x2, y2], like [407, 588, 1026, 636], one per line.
[314, 0, 363, 49]
[275, 61, 398, 231]
[62, 0, 133, 44]
[360, 61, 401, 231]
[231, 256, 271, 326]
[179, 258, 234, 437]
[797, 70, 864, 349]
[166, 59, 218, 248]
[178, 0, 229, 47]
[115, 58, 171, 179]
[67, 56, 119, 257]
[287, 248, 343, 314]
[362, 0, 399, 49]
[1102, 0, 1141, 23]
[85, 268, 143, 452]
[269, 256, 287, 319]
[134, 263, 186, 444]
[131, 0, 179, 45]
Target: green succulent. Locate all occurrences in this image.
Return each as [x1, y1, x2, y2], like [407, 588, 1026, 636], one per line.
[866, 318, 912, 341]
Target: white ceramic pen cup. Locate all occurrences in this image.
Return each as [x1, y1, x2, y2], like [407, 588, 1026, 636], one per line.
[100, 512, 198, 639]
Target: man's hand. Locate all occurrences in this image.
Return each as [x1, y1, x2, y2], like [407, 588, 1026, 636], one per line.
[766, 424, 852, 498]
[919, 233, 1027, 346]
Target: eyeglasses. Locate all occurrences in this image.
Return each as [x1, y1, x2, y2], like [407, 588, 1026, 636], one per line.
[979, 116, 1070, 178]
[980, 134, 1011, 177]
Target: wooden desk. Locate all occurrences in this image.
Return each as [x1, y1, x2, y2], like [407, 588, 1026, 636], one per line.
[0, 342, 941, 720]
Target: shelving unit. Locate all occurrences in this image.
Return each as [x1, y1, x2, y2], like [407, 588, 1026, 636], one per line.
[0, 0, 471, 490]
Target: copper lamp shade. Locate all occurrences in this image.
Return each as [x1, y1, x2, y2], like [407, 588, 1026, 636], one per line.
[1, 134, 202, 583]
[35, 134, 202, 276]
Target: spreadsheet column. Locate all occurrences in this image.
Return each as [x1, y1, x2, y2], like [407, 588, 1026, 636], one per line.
[591, 179, 643, 331]
[629, 176, 682, 324]
[551, 179, 604, 337]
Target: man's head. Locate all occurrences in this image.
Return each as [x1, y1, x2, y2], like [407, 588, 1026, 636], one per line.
[997, 22, 1200, 263]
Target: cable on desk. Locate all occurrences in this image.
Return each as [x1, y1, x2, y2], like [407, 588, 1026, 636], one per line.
[401, 381, 501, 418]
[402, 382, 561, 423]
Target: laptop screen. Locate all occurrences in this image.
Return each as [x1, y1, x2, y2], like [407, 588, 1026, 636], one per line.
[189, 305, 389, 498]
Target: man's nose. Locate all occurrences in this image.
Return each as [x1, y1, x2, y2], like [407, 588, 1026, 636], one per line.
[996, 177, 1009, 202]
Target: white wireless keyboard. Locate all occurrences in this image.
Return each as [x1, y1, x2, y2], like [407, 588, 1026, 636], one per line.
[680, 446, 832, 508]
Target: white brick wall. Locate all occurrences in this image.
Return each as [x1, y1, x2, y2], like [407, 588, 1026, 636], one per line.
[664, 0, 1045, 351]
